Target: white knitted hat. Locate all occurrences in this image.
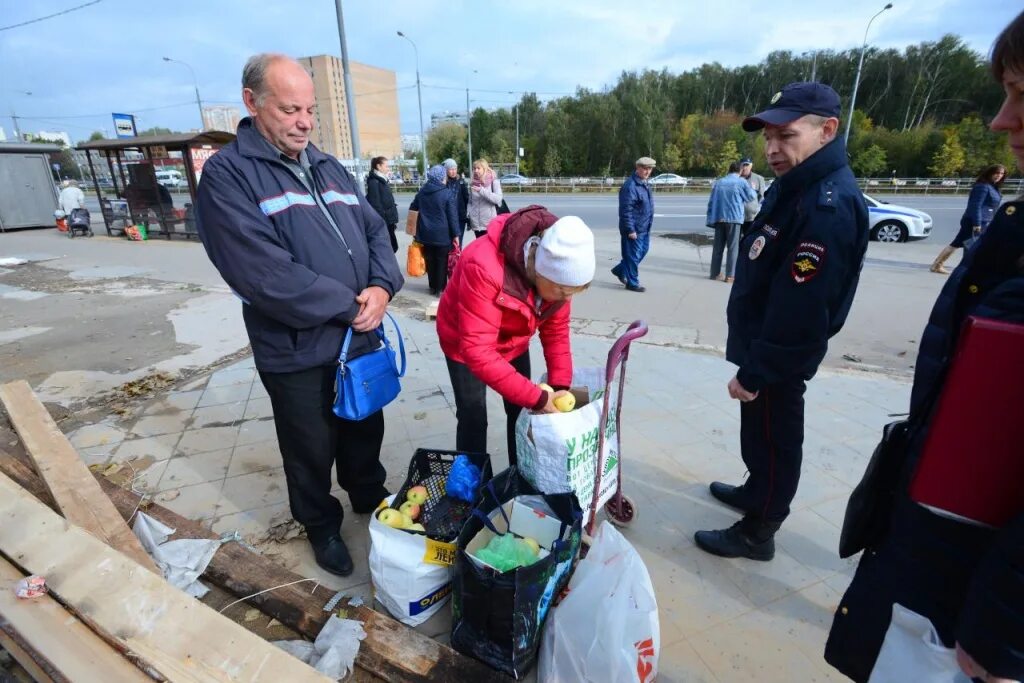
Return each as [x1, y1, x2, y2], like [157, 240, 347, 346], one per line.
[534, 216, 596, 287]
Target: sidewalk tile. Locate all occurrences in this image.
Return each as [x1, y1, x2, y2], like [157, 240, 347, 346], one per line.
[190, 402, 246, 429]
[657, 638, 720, 683]
[221, 466, 289, 512]
[227, 439, 280, 478]
[158, 448, 232, 491]
[176, 425, 239, 455]
[143, 389, 203, 415]
[69, 422, 127, 449]
[237, 418, 277, 445]
[197, 383, 252, 408]
[131, 413, 193, 438]
[243, 396, 273, 420]
[206, 366, 256, 388]
[156, 479, 225, 521]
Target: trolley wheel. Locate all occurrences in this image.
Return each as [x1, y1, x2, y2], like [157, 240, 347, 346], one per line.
[604, 494, 637, 528]
[87, 229, 94, 237]
[67, 228, 75, 238]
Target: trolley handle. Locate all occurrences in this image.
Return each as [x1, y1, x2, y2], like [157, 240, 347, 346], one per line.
[605, 320, 648, 384]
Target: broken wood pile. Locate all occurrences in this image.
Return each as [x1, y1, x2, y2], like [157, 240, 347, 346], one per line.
[0, 380, 507, 682]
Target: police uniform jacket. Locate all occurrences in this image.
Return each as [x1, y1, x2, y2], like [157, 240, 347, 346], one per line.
[726, 138, 869, 392]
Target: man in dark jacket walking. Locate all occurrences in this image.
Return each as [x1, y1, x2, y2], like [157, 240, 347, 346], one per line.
[612, 157, 655, 292]
[196, 53, 404, 577]
[365, 156, 399, 252]
[694, 82, 869, 561]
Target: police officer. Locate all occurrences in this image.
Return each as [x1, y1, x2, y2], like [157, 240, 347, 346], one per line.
[694, 82, 869, 561]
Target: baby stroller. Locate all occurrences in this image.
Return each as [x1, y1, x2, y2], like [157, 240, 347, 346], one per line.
[67, 207, 93, 238]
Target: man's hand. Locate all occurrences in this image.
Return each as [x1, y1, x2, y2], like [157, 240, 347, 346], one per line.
[351, 286, 390, 332]
[628, 231, 638, 240]
[728, 376, 759, 402]
[956, 643, 1016, 682]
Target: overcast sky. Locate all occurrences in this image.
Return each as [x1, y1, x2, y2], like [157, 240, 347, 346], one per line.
[1, 0, 1019, 144]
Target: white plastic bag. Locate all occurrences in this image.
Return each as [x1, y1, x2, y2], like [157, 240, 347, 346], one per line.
[367, 495, 456, 626]
[538, 522, 659, 683]
[868, 603, 972, 683]
[515, 367, 620, 527]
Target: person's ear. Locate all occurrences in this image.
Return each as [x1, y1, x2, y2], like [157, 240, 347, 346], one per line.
[822, 117, 839, 142]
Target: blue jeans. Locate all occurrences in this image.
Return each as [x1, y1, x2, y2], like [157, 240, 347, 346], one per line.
[612, 231, 651, 287]
[710, 222, 740, 278]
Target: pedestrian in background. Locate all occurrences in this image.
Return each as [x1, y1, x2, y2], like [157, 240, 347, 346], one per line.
[740, 158, 767, 237]
[826, 12, 1024, 681]
[694, 82, 869, 561]
[706, 161, 757, 282]
[58, 179, 86, 216]
[611, 156, 656, 292]
[468, 158, 503, 239]
[411, 164, 459, 295]
[443, 158, 470, 242]
[931, 164, 1006, 274]
[365, 156, 399, 252]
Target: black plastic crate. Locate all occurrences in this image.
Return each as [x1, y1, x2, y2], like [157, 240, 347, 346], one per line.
[390, 448, 492, 542]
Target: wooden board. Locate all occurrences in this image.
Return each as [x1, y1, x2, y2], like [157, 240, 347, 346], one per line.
[0, 449, 509, 683]
[425, 300, 439, 320]
[0, 381, 159, 574]
[0, 470, 332, 683]
[0, 556, 151, 683]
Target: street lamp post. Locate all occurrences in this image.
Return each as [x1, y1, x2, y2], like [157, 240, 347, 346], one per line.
[466, 69, 477, 172]
[334, 0, 361, 164]
[507, 91, 521, 175]
[9, 90, 30, 141]
[844, 3, 893, 146]
[163, 57, 204, 130]
[397, 31, 427, 178]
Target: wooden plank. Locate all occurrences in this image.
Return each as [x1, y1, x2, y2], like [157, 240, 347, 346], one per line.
[425, 300, 439, 320]
[0, 450, 509, 683]
[0, 381, 159, 574]
[0, 470, 332, 683]
[0, 557, 152, 683]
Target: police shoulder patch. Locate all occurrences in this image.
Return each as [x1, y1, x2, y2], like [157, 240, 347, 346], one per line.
[791, 241, 826, 283]
[749, 235, 767, 260]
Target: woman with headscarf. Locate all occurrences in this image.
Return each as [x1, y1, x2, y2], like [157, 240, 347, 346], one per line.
[467, 158, 504, 239]
[931, 163, 1006, 273]
[825, 11, 1024, 682]
[410, 164, 459, 295]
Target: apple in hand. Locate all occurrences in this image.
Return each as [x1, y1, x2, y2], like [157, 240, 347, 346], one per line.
[399, 501, 421, 521]
[553, 392, 576, 412]
[406, 485, 428, 505]
[377, 508, 404, 528]
[538, 382, 554, 393]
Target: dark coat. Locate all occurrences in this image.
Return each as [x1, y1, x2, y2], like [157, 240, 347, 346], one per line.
[446, 175, 469, 230]
[365, 172, 399, 226]
[410, 182, 459, 247]
[825, 199, 1024, 682]
[962, 181, 1002, 229]
[725, 138, 869, 392]
[617, 172, 654, 235]
[195, 118, 404, 373]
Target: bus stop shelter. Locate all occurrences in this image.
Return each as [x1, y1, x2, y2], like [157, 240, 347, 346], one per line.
[77, 131, 234, 239]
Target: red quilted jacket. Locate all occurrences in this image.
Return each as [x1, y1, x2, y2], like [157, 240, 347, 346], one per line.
[436, 206, 574, 409]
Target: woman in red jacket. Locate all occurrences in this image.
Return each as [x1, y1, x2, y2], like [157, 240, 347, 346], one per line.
[436, 205, 595, 465]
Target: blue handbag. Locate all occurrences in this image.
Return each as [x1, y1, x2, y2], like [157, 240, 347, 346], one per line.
[333, 312, 406, 421]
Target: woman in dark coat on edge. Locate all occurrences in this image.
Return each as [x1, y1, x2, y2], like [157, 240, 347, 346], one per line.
[825, 11, 1024, 683]
[410, 165, 459, 296]
[365, 156, 399, 253]
[931, 163, 1006, 273]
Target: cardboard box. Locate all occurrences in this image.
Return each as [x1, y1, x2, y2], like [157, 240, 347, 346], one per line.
[466, 495, 567, 572]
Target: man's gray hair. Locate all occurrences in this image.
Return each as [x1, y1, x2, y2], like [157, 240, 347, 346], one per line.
[242, 53, 289, 106]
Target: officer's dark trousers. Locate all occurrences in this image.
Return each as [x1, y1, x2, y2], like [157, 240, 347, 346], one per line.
[612, 231, 651, 287]
[259, 366, 387, 545]
[739, 379, 807, 522]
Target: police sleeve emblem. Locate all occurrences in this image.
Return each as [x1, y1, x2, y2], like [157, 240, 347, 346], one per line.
[791, 241, 826, 283]
[749, 235, 767, 260]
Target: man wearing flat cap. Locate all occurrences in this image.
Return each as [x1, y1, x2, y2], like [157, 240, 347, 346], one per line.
[695, 82, 869, 561]
[612, 156, 656, 292]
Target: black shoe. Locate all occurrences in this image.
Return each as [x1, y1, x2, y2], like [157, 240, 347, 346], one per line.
[694, 519, 779, 561]
[625, 284, 646, 293]
[312, 535, 354, 576]
[351, 487, 391, 514]
[611, 268, 626, 285]
[709, 481, 754, 513]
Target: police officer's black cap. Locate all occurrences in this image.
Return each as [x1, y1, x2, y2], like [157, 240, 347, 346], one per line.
[742, 82, 842, 132]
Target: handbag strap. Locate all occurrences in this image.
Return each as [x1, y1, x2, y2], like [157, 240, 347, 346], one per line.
[337, 311, 406, 378]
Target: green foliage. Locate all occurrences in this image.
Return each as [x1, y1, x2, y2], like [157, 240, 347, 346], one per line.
[426, 123, 467, 169]
[852, 144, 888, 177]
[930, 129, 966, 177]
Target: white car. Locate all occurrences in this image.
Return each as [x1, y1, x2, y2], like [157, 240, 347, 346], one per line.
[649, 173, 688, 186]
[864, 194, 933, 242]
[500, 173, 534, 186]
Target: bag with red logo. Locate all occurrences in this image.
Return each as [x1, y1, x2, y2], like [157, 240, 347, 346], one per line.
[538, 521, 659, 683]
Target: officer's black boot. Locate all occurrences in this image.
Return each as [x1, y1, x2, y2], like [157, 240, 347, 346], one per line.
[709, 481, 754, 513]
[312, 535, 354, 576]
[694, 516, 782, 561]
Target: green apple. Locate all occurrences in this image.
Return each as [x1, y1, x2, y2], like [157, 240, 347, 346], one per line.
[406, 485, 428, 505]
[407, 523, 426, 533]
[377, 508, 404, 528]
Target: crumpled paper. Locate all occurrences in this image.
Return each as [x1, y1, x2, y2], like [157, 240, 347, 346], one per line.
[273, 615, 366, 679]
[14, 575, 47, 599]
[132, 512, 226, 598]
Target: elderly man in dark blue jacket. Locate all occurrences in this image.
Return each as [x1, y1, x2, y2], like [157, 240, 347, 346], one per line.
[611, 157, 655, 292]
[694, 82, 869, 561]
[196, 53, 404, 577]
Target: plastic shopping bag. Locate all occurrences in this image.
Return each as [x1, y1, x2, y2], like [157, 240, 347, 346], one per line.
[867, 604, 971, 683]
[538, 521, 659, 683]
[406, 240, 426, 277]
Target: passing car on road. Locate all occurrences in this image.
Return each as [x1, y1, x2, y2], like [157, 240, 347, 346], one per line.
[649, 173, 689, 186]
[500, 173, 534, 186]
[864, 193, 933, 242]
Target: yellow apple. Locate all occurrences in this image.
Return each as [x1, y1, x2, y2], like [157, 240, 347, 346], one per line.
[406, 485, 428, 505]
[521, 537, 540, 556]
[377, 508, 404, 528]
[399, 500, 421, 521]
[400, 512, 414, 528]
[538, 382, 554, 393]
[407, 523, 426, 533]
[553, 393, 576, 412]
